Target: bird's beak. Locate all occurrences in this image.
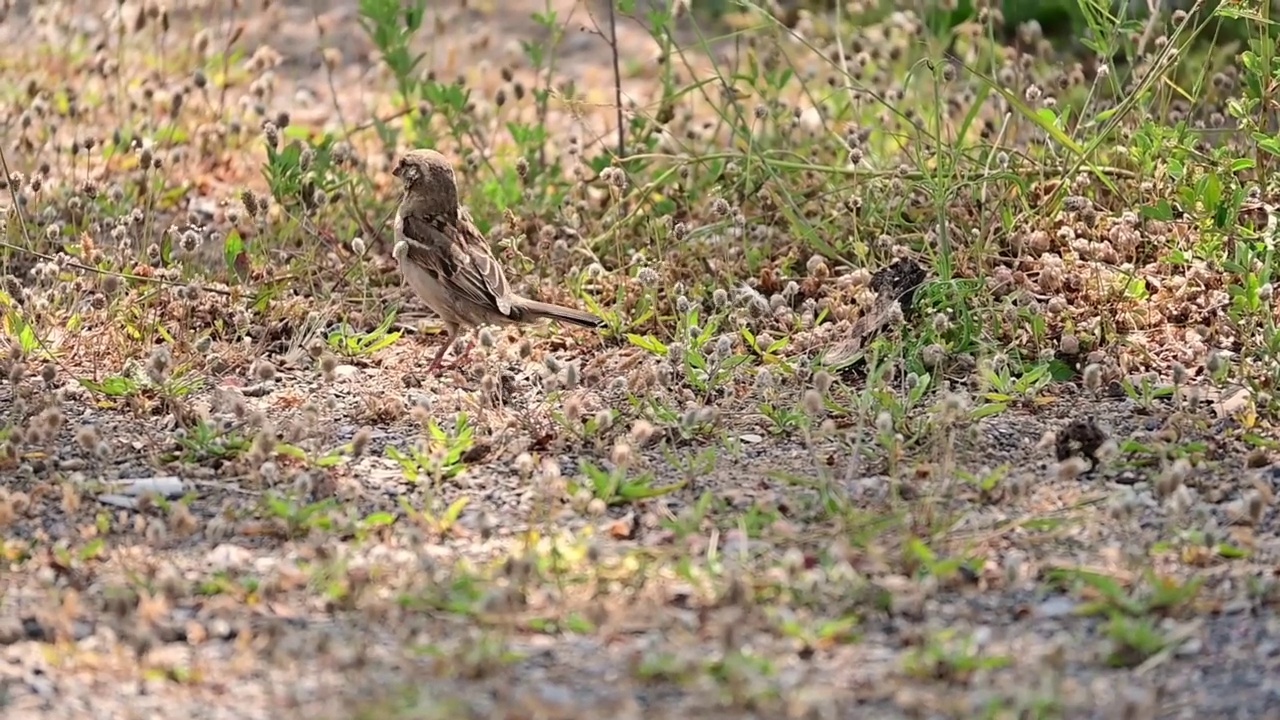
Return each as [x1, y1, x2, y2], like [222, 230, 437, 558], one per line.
[391, 163, 403, 179]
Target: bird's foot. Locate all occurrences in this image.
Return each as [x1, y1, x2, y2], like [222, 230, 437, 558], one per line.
[427, 335, 478, 376]
[453, 336, 477, 365]
[427, 337, 453, 375]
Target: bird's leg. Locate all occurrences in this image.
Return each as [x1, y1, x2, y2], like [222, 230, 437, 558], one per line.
[450, 332, 477, 367]
[426, 325, 456, 375]
[426, 338, 451, 375]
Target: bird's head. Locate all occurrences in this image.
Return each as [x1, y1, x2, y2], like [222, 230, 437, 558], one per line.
[392, 149, 459, 215]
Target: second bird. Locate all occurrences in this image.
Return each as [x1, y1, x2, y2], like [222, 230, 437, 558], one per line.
[391, 149, 605, 374]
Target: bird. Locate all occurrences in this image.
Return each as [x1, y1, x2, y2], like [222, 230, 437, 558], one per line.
[391, 148, 605, 374]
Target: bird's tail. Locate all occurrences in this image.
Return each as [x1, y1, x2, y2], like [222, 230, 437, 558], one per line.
[514, 299, 606, 328]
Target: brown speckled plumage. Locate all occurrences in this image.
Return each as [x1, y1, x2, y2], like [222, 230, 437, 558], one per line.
[391, 149, 604, 373]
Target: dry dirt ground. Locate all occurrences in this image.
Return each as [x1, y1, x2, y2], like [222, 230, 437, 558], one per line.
[2, 1, 1280, 719]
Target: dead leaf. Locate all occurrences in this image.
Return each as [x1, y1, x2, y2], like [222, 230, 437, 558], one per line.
[609, 511, 636, 540]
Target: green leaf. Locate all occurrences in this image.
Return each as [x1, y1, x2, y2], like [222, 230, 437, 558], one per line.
[1048, 359, 1075, 381]
[626, 333, 668, 356]
[360, 512, 397, 530]
[315, 452, 347, 468]
[359, 331, 401, 355]
[1140, 199, 1174, 221]
[618, 479, 685, 502]
[5, 314, 41, 355]
[1252, 132, 1280, 157]
[1231, 157, 1256, 173]
[970, 402, 1007, 419]
[1216, 543, 1249, 559]
[79, 375, 139, 397]
[274, 444, 309, 461]
[442, 497, 469, 525]
[563, 612, 596, 634]
[223, 229, 248, 282]
[78, 538, 106, 561]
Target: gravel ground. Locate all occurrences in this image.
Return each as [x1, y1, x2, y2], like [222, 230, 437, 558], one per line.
[2, 2, 1280, 719]
[3, 337, 1278, 719]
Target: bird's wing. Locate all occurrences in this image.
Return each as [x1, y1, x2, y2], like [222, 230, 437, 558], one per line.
[400, 212, 513, 315]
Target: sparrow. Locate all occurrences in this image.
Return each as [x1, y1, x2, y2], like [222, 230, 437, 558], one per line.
[391, 149, 605, 373]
